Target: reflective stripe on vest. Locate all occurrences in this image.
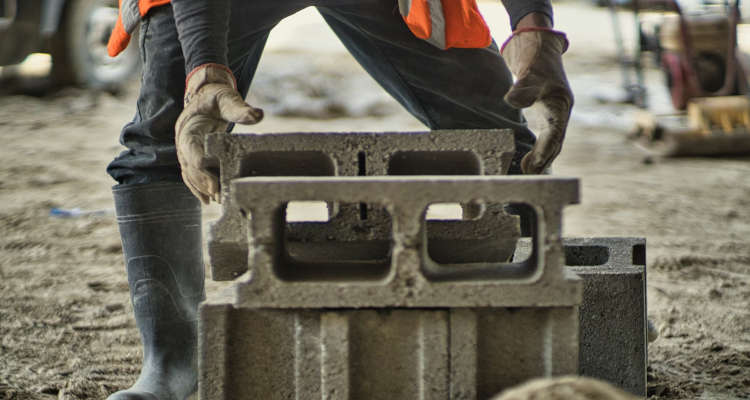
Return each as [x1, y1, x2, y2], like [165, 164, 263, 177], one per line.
[399, 0, 492, 50]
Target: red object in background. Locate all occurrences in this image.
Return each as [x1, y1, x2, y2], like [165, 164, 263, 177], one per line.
[662, 51, 690, 110]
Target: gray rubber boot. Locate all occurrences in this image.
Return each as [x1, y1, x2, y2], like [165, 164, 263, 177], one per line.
[108, 183, 205, 400]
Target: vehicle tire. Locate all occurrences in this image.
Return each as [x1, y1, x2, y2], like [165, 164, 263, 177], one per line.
[50, 0, 140, 92]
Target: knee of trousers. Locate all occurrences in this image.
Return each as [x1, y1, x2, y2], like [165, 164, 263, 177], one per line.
[107, 145, 182, 186]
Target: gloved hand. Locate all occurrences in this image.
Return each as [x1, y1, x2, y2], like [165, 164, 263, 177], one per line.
[175, 63, 263, 204]
[501, 28, 574, 174]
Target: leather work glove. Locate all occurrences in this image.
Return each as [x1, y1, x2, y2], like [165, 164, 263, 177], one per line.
[175, 63, 263, 204]
[501, 28, 574, 174]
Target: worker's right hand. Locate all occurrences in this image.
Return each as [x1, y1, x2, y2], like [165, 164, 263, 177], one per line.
[175, 63, 263, 204]
[501, 28, 574, 174]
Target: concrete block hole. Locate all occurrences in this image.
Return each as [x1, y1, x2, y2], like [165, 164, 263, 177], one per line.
[279, 201, 392, 282]
[423, 202, 535, 281]
[387, 150, 481, 175]
[388, 150, 486, 220]
[564, 246, 610, 266]
[240, 151, 335, 177]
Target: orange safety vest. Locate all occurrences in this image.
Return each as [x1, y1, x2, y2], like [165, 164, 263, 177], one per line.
[108, 0, 491, 57]
[399, 0, 492, 49]
[108, 0, 170, 57]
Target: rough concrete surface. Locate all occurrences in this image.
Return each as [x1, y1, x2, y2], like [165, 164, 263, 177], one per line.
[199, 303, 579, 400]
[202, 142, 585, 398]
[566, 238, 648, 397]
[516, 237, 648, 397]
[518, 237, 649, 397]
[226, 176, 582, 308]
[205, 130, 517, 280]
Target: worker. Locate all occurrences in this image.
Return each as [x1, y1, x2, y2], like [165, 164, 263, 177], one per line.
[104, 1, 573, 399]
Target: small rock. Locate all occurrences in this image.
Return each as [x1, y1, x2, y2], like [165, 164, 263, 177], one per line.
[648, 319, 659, 343]
[105, 303, 124, 313]
[647, 384, 668, 397]
[708, 288, 722, 299]
[31, 121, 47, 130]
[103, 241, 122, 254]
[39, 385, 59, 395]
[87, 281, 107, 292]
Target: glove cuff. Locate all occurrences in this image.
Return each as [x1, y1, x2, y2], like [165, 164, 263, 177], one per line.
[184, 63, 237, 105]
[500, 28, 569, 55]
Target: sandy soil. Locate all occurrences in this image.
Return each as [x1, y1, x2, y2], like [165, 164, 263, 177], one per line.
[1, 2, 749, 399]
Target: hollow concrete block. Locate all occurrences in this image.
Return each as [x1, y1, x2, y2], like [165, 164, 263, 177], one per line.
[566, 238, 647, 397]
[199, 301, 579, 400]
[515, 237, 648, 396]
[204, 130, 518, 281]
[226, 176, 582, 309]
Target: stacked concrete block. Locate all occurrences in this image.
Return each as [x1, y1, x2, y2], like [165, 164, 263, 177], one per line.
[203, 130, 519, 281]
[515, 237, 648, 396]
[198, 130, 647, 399]
[199, 175, 583, 399]
[226, 176, 581, 308]
[200, 305, 579, 400]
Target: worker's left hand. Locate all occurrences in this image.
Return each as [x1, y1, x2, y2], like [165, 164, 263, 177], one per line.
[501, 28, 574, 174]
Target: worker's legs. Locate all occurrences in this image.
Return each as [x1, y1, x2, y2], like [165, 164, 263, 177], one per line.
[108, 183, 204, 400]
[104, 3, 292, 399]
[317, 1, 534, 173]
[104, 6, 205, 400]
[318, 1, 535, 233]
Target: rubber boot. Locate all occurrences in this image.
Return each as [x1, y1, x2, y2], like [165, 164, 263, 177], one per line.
[108, 183, 205, 400]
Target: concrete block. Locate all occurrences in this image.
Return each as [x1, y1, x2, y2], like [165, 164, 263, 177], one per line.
[514, 237, 648, 397]
[204, 130, 518, 281]
[566, 238, 647, 397]
[225, 176, 581, 308]
[199, 301, 579, 400]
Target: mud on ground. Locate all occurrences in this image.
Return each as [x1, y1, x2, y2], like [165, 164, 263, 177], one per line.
[1, 3, 749, 399]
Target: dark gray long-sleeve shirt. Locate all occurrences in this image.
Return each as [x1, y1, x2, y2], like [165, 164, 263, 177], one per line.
[171, 0, 230, 73]
[171, 0, 552, 73]
[501, 0, 552, 29]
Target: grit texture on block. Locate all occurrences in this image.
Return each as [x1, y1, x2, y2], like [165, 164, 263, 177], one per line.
[204, 130, 517, 280]
[198, 304, 579, 400]
[517, 237, 648, 396]
[227, 176, 582, 308]
[566, 238, 647, 397]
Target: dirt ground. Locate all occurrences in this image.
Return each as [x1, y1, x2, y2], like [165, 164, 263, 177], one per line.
[1, 2, 749, 399]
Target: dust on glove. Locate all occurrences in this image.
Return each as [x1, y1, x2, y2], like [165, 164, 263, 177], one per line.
[501, 28, 574, 174]
[175, 63, 263, 204]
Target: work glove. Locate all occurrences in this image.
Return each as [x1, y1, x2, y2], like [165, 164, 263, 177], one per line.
[175, 63, 263, 204]
[501, 28, 574, 174]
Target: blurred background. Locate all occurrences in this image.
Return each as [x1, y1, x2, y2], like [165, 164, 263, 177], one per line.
[1, 1, 749, 399]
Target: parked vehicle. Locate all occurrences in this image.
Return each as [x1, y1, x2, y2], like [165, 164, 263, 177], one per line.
[0, 0, 139, 91]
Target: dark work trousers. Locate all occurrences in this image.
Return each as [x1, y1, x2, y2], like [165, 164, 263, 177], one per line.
[106, 0, 536, 184]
